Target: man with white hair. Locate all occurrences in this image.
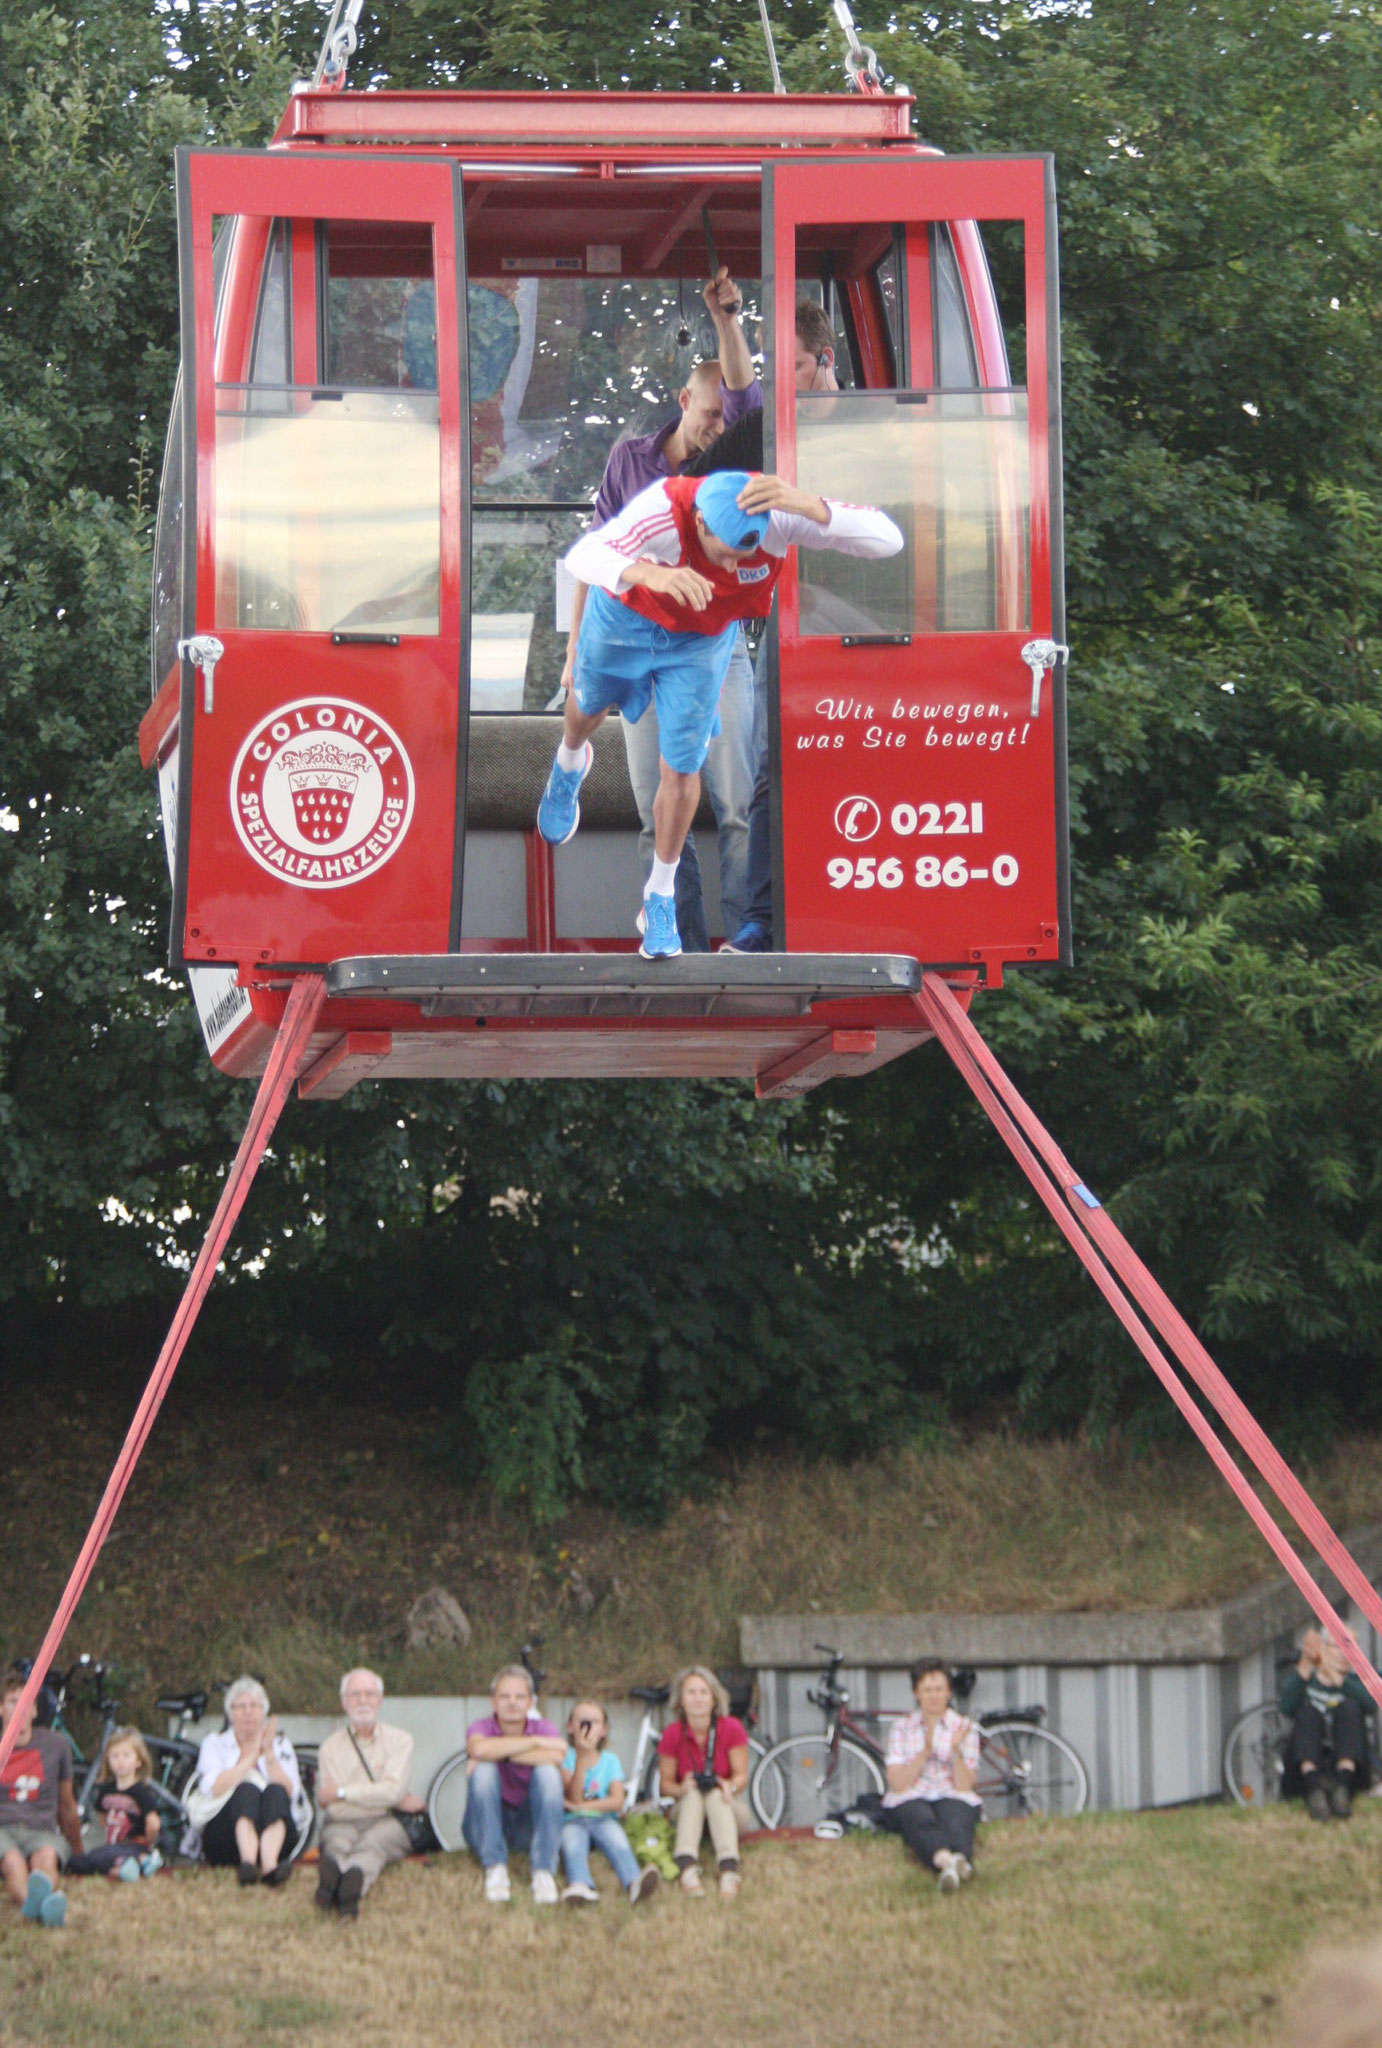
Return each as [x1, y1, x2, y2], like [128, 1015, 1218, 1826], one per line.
[314, 1668, 424, 1916]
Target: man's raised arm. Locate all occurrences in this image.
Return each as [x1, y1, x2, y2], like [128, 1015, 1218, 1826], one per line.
[704, 266, 755, 394]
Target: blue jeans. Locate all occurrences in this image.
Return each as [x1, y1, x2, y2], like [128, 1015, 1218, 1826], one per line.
[741, 629, 773, 937]
[460, 1762, 563, 1875]
[621, 628, 755, 942]
[560, 1812, 639, 1890]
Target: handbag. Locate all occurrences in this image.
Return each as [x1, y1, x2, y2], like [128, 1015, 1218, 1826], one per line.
[184, 1783, 233, 1831]
[346, 1729, 440, 1855]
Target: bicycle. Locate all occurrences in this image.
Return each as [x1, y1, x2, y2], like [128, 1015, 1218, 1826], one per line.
[622, 1668, 770, 1808]
[150, 1673, 319, 1859]
[24, 1655, 199, 1851]
[749, 1645, 1090, 1829]
[425, 1642, 770, 1849]
[1222, 1659, 1378, 1807]
[426, 1636, 550, 1851]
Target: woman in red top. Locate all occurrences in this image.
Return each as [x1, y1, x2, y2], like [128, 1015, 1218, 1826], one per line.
[656, 1666, 751, 1897]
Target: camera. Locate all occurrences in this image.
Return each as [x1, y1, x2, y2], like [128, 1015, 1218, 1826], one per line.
[694, 1767, 719, 1793]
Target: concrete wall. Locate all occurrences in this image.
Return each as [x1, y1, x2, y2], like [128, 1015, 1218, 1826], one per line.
[740, 1528, 1382, 1812]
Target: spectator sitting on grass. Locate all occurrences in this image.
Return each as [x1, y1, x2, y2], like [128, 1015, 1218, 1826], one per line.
[314, 1667, 426, 1918]
[559, 1698, 660, 1907]
[0, 1664, 83, 1928]
[190, 1676, 310, 1885]
[1280, 1627, 1369, 1821]
[657, 1665, 751, 1898]
[463, 1665, 565, 1905]
[879, 1659, 981, 1894]
[68, 1727, 164, 1880]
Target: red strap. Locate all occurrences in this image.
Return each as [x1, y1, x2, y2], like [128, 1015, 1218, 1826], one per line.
[0, 976, 327, 1782]
[919, 973, 1382, 1714]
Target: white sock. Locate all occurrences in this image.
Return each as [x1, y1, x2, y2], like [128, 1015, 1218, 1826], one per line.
[557, 740, 586, 773]
[646, 856, 679, 898]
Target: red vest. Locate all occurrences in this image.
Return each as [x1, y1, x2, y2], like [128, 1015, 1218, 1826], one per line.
[616, 475, 783, 636]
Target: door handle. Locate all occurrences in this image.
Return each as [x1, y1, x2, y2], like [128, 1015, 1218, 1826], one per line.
[179, 634, 225, 714]
[1020, 638, 1068, 719]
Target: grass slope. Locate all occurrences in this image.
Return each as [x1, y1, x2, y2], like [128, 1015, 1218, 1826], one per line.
[2, 1805, 1377, 2046]
[7, 1370, 1382, 1720]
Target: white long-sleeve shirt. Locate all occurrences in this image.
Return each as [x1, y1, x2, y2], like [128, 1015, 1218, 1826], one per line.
[564, 477, 902, 601]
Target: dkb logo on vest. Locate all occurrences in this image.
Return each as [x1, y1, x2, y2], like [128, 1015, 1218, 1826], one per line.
[231, 697, 416, 890]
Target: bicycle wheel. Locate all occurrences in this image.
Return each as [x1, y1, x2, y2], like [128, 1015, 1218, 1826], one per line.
[291, 1746, 320, 1860]
[427, 1750, 471, 1851]
[639, 1732, 767, 1808]
[750, 1735, 884, 1830]
[976, 1723, 1088, 1819]
[1223, 1703, 1290, 1807]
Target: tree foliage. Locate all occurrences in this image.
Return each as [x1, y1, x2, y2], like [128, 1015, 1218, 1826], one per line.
[2, 0, 1380, 1513]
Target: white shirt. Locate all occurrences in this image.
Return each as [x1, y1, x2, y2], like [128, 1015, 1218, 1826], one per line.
[194, 1727, 311, 1830]
[564, 479, 903, 596]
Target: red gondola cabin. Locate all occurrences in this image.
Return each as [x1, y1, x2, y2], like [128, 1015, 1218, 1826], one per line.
[141, 88, 1068, 1099]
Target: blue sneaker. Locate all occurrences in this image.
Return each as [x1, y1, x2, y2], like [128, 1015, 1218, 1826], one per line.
[117, 1856, 142, 1882]
[140, 1847, 164, 1877]
[39, 1890, 67, 1928]
[537, 742, 593, 846]
[720, 920, 770, 954]
[22, 1870, 52, 1920]
[639, 891, 682, 959]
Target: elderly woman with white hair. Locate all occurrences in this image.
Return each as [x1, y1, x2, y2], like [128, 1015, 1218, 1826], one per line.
[313, 1667, 426, 1917]
[189, 1676, 310, 1883]
[656, 1665, 752, 1897]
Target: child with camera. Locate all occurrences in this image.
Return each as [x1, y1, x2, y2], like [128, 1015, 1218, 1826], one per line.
[656, 1666, 751, 1897]
[558, 1700, 660, 1906]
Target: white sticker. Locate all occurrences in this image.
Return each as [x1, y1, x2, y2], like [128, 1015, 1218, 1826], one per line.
[501, 255, 583, 272]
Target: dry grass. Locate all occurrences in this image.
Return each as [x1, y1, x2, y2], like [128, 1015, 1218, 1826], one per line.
[3, 1804, 1382, 2046]
[7, 1370, 1382, 1719]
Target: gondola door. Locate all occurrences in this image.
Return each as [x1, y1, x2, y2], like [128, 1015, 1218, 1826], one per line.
[172, 148, 468, 970]
[762, 155, 1068, 977]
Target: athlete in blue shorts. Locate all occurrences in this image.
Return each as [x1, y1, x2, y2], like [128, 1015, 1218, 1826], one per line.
[537, 469, 901, 958]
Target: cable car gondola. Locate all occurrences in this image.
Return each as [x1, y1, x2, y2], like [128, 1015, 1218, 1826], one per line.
[139, 51, 1067, 1100]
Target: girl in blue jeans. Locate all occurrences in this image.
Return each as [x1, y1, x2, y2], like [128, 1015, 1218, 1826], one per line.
[559, 1701, 660, 1907]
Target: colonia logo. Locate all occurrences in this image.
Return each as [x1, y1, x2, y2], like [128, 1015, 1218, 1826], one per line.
[834, 795, 881, 843]
[231, 697, 415, 890]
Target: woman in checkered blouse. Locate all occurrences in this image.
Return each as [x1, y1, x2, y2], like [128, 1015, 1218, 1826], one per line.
[878, 1661, 982, 1892]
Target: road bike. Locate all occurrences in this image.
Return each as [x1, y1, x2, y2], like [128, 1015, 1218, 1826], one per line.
[749, 1645, 1089, 1829]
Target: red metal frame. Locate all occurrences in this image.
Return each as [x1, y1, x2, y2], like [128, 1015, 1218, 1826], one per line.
[274, 90, 915, 151]
[9, 969, 1381, 1784]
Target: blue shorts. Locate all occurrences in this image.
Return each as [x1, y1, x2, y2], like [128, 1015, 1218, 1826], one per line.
[572, 585, 738, 774]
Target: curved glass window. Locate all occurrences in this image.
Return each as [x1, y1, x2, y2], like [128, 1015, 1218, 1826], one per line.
[795, 389, 1030, 636]
[214, 219, 440, 635]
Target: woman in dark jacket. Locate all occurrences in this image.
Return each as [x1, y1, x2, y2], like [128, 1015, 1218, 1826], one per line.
[1279, 1628, 1369, 1819]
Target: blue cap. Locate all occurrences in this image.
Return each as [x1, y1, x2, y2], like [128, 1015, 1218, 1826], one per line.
[695, 470, 769, 551]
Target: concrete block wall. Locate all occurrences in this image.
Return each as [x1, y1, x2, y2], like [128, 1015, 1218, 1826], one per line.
[741, 1528, 1382, 1813]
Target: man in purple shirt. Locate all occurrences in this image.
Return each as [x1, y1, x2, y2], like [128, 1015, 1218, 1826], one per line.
[561, 340, 755, 951]
[462, 1664, 565, 1904]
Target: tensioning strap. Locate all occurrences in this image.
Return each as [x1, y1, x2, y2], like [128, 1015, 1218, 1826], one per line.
[0, 976, 327, 1780]
[918, 972, 1382, 1712]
